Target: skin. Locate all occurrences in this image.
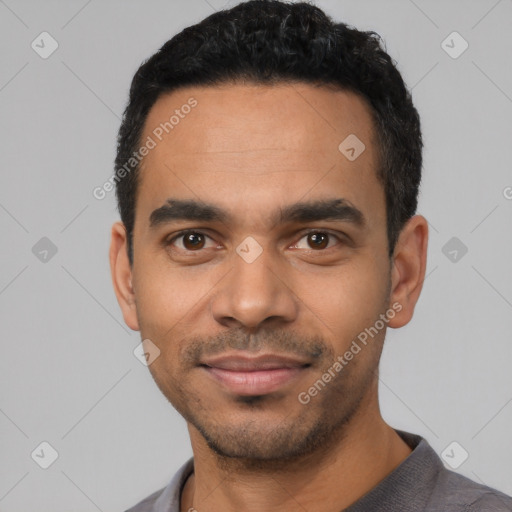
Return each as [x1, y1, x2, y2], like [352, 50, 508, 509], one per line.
[110, 83, 428, 512]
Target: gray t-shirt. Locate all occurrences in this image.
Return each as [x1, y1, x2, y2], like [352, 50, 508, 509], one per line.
[125, 429, 512, 511]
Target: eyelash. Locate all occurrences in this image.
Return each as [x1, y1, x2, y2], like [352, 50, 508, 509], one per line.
[165, 229, 346, 252]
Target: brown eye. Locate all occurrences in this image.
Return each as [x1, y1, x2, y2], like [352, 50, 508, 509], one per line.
[167, 230, 216, 252]
[307, 232, 329, 250]
[292, 231, 343, 251]
[181, 232, 205, 250]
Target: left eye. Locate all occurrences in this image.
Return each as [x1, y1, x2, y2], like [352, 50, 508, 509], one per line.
[292, 231, 342, 250]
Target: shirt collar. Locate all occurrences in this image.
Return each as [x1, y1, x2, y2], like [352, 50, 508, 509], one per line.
[344, 429, 442, 511]
[153, 457, 194, 512]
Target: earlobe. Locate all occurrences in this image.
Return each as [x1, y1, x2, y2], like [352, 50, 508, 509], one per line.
[109, 222, 140, 331]
[387, 215, 429, 329]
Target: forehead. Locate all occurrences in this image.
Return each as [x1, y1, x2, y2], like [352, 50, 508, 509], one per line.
[136, 83, 383, 232]
[142, 83, 376, 155]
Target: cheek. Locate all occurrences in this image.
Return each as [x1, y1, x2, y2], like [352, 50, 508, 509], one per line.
[295, 258, 388, 333]
[132, 260, 227, 374]
[133, 259, 206, 331]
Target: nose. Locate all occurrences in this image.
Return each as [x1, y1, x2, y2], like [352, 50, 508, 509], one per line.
[210, 244, 298, 332]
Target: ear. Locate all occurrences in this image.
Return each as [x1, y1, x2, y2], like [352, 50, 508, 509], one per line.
[387, 215, 428, 328]
[109, 222, 140, 331]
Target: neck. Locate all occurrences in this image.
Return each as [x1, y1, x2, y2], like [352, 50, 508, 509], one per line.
[180, 392, 412, 512]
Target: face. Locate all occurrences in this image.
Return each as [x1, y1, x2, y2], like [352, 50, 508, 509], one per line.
[110, 83, 427, 464]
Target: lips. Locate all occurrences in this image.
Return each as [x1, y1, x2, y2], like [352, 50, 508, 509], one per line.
[200, 353, 310, 396]
[202, 353, 309, 371]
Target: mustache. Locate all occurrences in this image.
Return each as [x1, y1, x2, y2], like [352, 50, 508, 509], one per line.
[180, 327, 332, 366]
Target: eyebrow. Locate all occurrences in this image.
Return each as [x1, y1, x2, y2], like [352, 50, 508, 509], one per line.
[149, 198, 366, 230]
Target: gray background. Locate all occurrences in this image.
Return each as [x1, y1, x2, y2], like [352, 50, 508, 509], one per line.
[1, 0, 511, 510]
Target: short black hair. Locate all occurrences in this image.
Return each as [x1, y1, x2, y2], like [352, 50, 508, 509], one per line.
[115, 0, 422, 264]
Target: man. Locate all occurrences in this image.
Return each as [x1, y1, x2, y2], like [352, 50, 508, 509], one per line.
[109, 1, 512, 511]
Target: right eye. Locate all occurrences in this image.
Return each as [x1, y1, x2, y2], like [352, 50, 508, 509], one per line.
[166, 230, 218, 252]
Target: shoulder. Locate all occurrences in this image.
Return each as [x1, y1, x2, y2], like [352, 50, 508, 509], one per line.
[426, 467, 512, 511]
[123, 457, 194, 512]
[389, 430, 512, 512]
